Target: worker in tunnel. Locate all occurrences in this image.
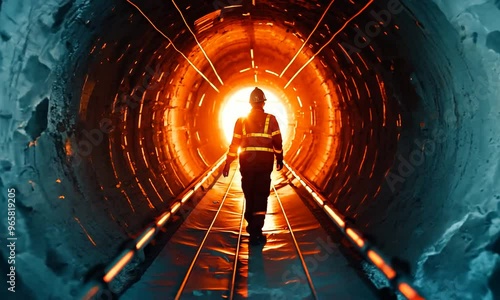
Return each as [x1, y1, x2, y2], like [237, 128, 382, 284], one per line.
[223, 87, 284, 245]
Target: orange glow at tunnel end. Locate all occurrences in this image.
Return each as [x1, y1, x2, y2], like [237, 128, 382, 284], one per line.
[219, 87, 290, 145]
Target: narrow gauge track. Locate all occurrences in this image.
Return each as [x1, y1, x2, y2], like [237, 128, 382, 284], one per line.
[174, 168, 245, 299]
[173, 169, 319, 299]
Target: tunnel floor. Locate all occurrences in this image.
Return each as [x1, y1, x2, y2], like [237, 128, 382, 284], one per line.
[121, 165, 380, 299]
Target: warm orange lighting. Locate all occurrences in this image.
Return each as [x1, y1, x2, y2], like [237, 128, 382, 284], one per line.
[136, 228, 155, 250]
[324, 205, 345, 228]
[367, 250, 396, 279]
[219, 87, 289, 144]
[313, 196, 324, 206]
[399, 282, 425, 300]
[74, 217, 97, 246]
[103, 250, 134, 283]
[346, 228, 365, 248]
[311, 192, 324, 206]
[171, 202, 181, 214]
[157, 212, 171, 226]
[181, 190, 194, 203]
[82, 285, 100, 300]
[65, 138, 73, 156]
[194, 181, 203, 190]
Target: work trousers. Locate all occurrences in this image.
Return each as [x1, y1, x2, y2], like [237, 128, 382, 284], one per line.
[240, 169, 271, 236]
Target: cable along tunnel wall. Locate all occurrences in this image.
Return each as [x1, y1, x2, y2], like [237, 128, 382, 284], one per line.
[0, 0, 499, 299]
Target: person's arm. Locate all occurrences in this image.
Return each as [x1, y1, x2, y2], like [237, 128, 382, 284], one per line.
[223, 118, 243, 176]
[270, 115, 283, 170]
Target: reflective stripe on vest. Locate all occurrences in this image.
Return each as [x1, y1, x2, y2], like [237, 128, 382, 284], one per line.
[246, 133, 272, 138]
[241, 114, 271, 139]
[263, 114, 270, 134]
[241, 147, 274, 153]
[240, 114, 274, 153]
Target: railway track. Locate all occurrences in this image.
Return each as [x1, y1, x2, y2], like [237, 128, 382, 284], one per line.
[110, 162, 422, 300]
[172, 168, 320, 299]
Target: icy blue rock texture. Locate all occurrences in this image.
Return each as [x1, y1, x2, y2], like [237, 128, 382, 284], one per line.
[0, 1, 127, 299]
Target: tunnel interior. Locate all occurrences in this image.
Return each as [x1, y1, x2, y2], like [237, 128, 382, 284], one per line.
[0, 0, 500, 299]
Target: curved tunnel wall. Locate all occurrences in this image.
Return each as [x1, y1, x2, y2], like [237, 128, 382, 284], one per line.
[0, 0, 499, 298]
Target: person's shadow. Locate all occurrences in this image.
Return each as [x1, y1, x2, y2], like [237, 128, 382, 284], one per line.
[233, 238, 269, 299]
[246, 240, 269, 299]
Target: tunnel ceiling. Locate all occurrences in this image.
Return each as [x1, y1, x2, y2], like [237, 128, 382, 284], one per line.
[1, 0, 500, 298]
[76, 0, 403, 229]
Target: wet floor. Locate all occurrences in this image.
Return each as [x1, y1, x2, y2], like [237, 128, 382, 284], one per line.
[122, 165, 379, 299]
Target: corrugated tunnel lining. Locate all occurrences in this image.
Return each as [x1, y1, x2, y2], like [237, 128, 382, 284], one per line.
[2, 0, 499, 299]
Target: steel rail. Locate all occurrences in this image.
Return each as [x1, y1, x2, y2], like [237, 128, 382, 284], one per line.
[174, 167, 238, 299]
[283, 161, 425, 300]
[229, 183, 245, 300]
[79, 156, 225, 300]
[271, 183, 319, 300]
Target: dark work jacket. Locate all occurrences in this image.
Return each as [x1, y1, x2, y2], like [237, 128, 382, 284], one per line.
[226, 107, 283, 172]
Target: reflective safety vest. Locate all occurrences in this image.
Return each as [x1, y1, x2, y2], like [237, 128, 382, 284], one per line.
[240, 114, 281, 153]
[226, 110, 283, 162]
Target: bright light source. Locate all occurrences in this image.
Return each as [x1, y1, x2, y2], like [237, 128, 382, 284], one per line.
[220, 87, 289, 144]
